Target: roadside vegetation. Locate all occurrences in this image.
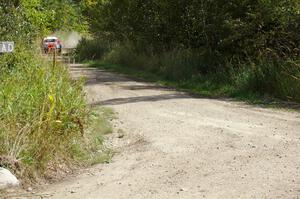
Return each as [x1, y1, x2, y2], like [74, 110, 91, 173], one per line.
[77, 0, 300, 104]
[0, 0, 112, 183]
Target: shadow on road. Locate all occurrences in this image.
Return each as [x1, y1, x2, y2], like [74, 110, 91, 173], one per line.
[70, 64, 300, 111]
[71, 67, 131, 84]
[91, 93, 190, 106]
[120, 85, 174, 91]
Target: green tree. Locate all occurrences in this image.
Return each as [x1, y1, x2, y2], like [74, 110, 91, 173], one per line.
[86, 0, 299, 60]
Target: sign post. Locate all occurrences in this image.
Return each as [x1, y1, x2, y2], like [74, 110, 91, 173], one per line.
[53, 48, 56, 69]
[0, 42, 14, 53]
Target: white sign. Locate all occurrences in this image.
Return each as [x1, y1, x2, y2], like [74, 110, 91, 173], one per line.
[0, 42, 14, 53]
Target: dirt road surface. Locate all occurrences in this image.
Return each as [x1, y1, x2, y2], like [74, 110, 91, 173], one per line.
[37, 64, 300, 198]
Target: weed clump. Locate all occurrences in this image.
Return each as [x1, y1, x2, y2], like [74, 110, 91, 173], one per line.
[88, 43, 300, 103]
[0, 50, 89, 180]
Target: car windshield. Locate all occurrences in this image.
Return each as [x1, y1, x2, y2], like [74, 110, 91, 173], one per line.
[45, 39, 56, 42]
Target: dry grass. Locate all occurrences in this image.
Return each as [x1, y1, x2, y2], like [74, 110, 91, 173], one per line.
[0, 51, 96, 182]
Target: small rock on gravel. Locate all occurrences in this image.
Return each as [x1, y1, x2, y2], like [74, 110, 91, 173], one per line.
[27, 187, 33, 192]
[0, 167, 20, 189]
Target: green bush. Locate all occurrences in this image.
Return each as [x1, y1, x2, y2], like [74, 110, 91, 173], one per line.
[82, 0, 300, 103]
[0, 50, 88, 179]
[233, 59, 300, 102]
[76, 38, 110, 61]
[86, 0, 299, 61]
[0, 0, 109, 183]
[104, 43, 300, 102]
[105, 44, 201, 80]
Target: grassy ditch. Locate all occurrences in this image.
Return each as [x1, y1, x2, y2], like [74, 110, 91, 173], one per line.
[76, 38, 300, 105]
[78, 107, 115, 166]
[0, 50, 114, 184]
[89, 59, 300, 108]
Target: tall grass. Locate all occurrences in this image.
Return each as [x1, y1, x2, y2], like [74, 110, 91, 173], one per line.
[75, 38, 110, 62]
[104, 43, 300, 103]
[0, 50, 89, 180]
[232, 59, 300, 102]
[105, 44, 205, 80]
[75, 38, 300, 103]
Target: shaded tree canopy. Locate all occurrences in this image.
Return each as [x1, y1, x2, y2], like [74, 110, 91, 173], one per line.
[85, 0, 300, 61]
[0, 0, 87, 42]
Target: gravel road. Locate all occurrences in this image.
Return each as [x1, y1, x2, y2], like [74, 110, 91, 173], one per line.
[38, 64, 300, 199]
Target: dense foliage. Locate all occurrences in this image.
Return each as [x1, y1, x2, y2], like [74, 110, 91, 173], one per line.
[87, 0, 299, 57]
[0, 0, 93, 180]
[82, 0, 300, 102]
[0, 0, 87, 41]
[0, 53, 87, 178]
